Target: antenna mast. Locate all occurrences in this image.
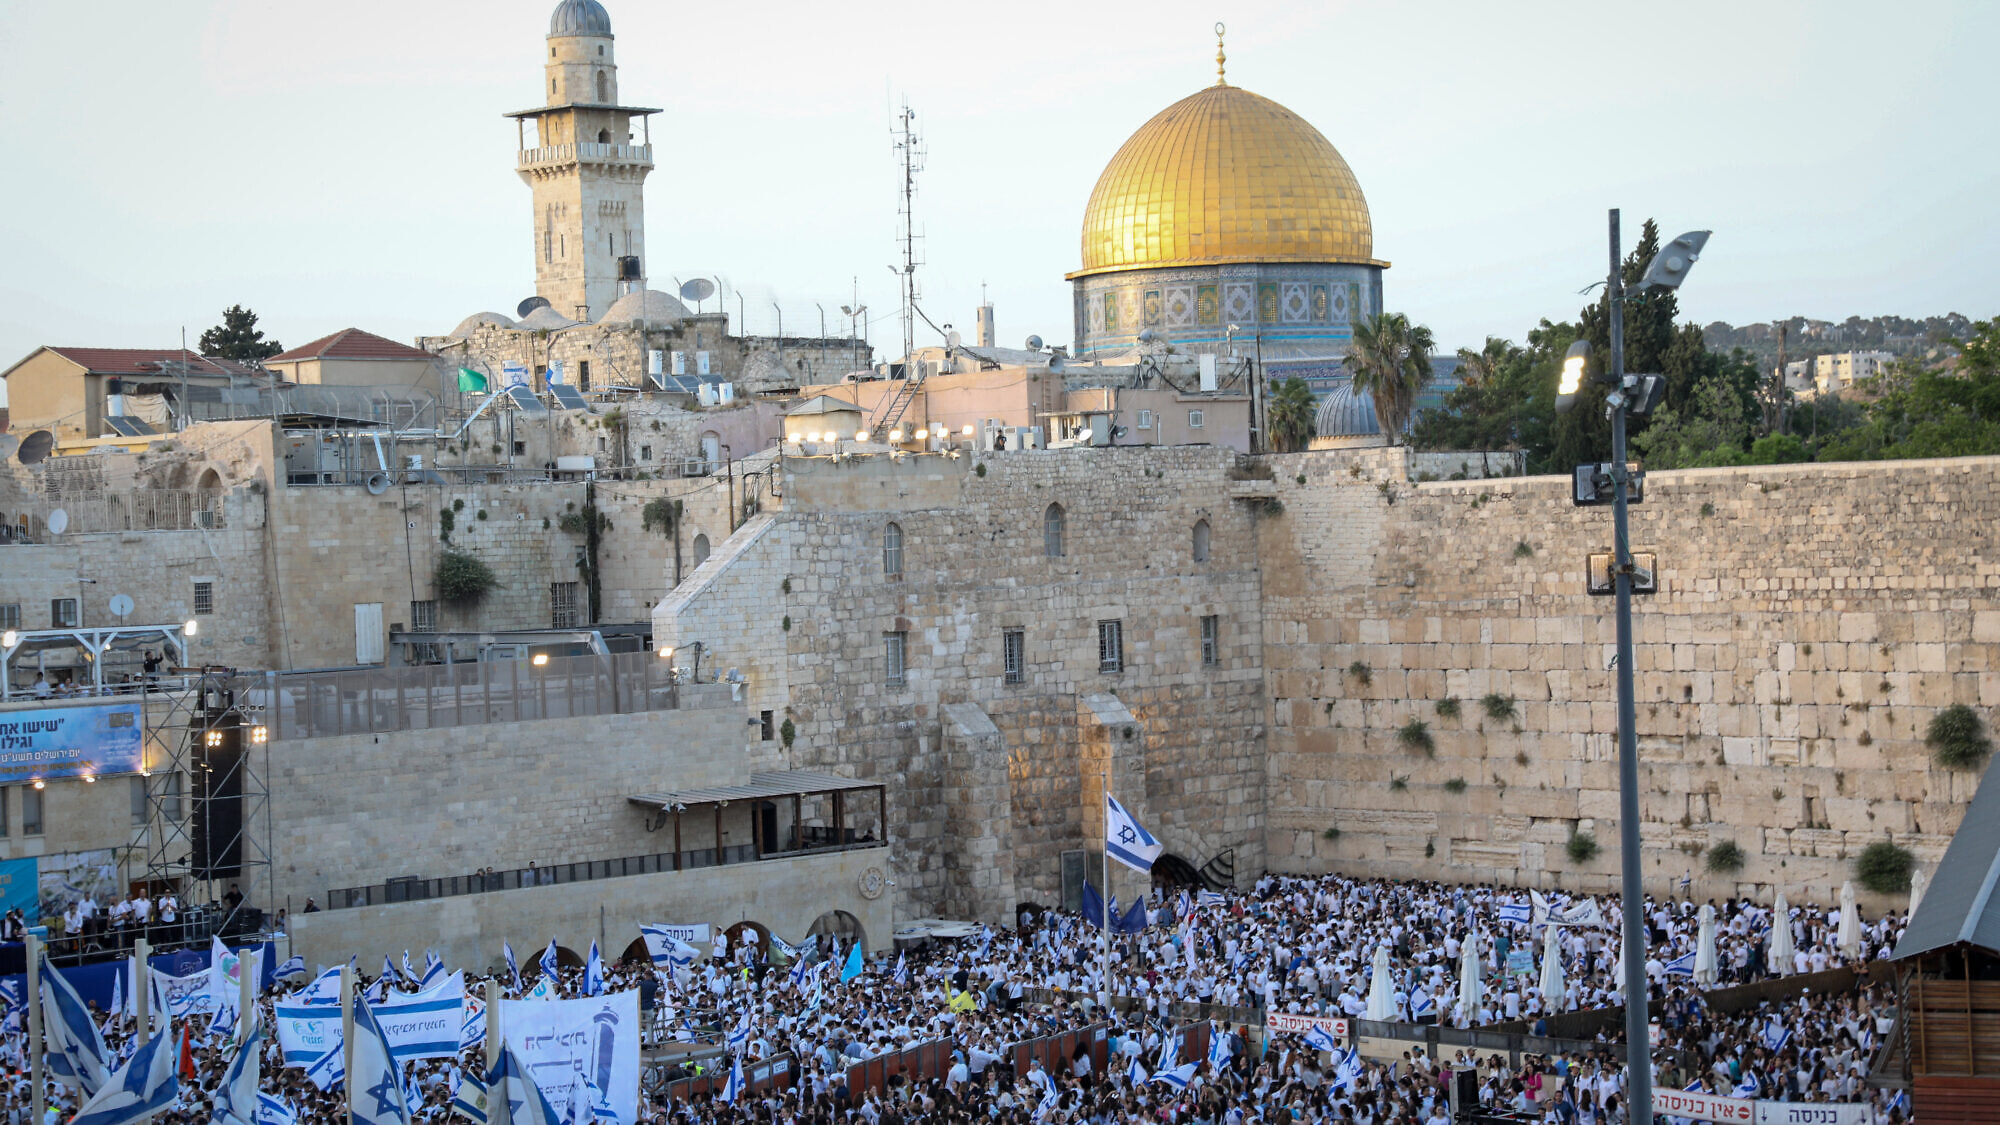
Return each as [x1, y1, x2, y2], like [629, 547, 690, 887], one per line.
[892, 102, 925, 371]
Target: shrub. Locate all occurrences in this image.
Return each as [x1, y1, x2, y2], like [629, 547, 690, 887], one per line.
[1706, 840, 1746, 874]
[435, 549, 497, 606]
[1443, 777, 1467, 794]
[1321, 826, 1341, 840]
[1347, 661, 1372, 686]
[1856, 840, 1915, 895]
[1566, 832, 1600, 865]
[1435, 697, 1461, 720]
[641, 497, 683, 535]
[1388, 774, 1408, 791]
[1928, 704, 1993, 770]
[1398, 719, 1434, 757]
[1481, 693, 1517, 721]
[1513, 541, 1534, 559]
[779, 718, 796, 749]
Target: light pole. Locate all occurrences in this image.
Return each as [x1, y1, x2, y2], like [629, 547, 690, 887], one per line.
[1557, 208, 1708, 1125]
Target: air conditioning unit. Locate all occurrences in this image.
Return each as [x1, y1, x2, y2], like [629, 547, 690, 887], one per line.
[1005, 426, 1043, 451]
[681, 458, 711, 477]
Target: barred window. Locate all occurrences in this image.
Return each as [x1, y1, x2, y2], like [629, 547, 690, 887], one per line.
[884, 631, 908, 687]
[551, 582, 581, 629]
[410, 600, 438, 632]
[1044, 503, 1065, 559]
[1098, 619, 1124, 674]
[883, 522, 904, 579]
[1201, 614, 1221, 668]
[50, 598, 78, 628]
[0, 604, 18, 631]
[193, 581, 214, 615]
[1003, 629, 1025, 685]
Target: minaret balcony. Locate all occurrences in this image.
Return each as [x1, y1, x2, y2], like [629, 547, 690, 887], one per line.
[517, 142, 654, 170]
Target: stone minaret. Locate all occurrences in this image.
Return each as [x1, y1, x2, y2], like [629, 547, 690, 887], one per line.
[508, 0, 658, 322]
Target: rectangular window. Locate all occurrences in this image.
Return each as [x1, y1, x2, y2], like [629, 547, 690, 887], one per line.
[1137, 410, 1155, 430]
[132, 777, 148, 826]
[1188, 409, 1205, 429]
[0, 604, 18, 631]
[513, 441, 527, 456]
[192, 581, 214, 615]
[410, 600, 438, 633]
[1003, 629, 1025, 685]
[760, 710, 775, 741]
[578, 360, 591, 391]
[50, 598, 78, 628]
[1098, 619, 1124, 674]
[551, 582, 581, 629]
[884, 631, 907, 687]
[639, 445, 652, 462]
[1201, 614, 1221, 668]
[21, 786, 42, 836]
[163, 772, 183, 821]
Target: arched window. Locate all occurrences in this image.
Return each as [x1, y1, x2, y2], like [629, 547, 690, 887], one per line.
[595, 71, 609, 102]
[597, 129, 610, 144]
[1043, 503, 1065, 559]
[1192, 519, 1210, 563]
[883, 522, 904, 579]
[692, 534, 711, 568]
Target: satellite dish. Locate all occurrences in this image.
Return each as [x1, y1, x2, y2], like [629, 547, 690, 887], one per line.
[16, 430, 54, 465]
[108, 594, 134, 619]
[46, 508, 68, 535]
[945, 330, 961, 350]
[1025, 335, 1044, 352]
[516, 296, 553, 319]
[679, 278, 716, 304]
[1138, 329, 1159, 344]
[364, 473, 392, 495]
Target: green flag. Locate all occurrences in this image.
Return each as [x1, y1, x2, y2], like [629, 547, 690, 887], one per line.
[457, 367, 488, 393]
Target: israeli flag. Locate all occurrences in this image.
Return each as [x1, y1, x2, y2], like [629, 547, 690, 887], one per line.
[1207, 1026, 1234, 1069]
[891, 952, 908, 986]
[1411, 991, 1437, 1020]
[726, 1010, 752, 1053]
[212, 1027, 266, 1125]
[274, 957, 307, 982]
[256, 1092, 301, 1125]
[1760, 1018, 1793, 1053]
[364, 977, 388, 1005]
[1150, 1063, 1198, 1091]
[39, 953, 112, 1096]
[767, 932, 797, 960]
[1158, 1031, 1181, 1070]
[1198, 890, 1227, 909]
[539, 940, 560, 983]
[349, 995, 412, 1125]
[583, 941, 605, 997]
[1105, 794, 1164, 872]
[1031, 1067, 1057, 1098]
[1887, 1090, 1908, 1116]
[293, 967, 341, 1006]
[491, 1048, 562, 1125]
[449, 1071, 488, 1125]
[719, 1055, 744, 1105]
[1127, 1056, 1149, 1086]
[787, 956, 811, 990]
[1329, 1047, 1361, 1093]
[1663, 951, 1696, 977]
[503, 942, 522, 989]
[381, 956, 400, 985]
[639, 926, 701, 971]
[1302, 1024, 1342, 1054]
[305, 1043, 346, 1092]
[68, 1019, 180, 1125]
[109, 964, 124, 1025]
[419, 959, 447, 993]
[547, 361, 565, 387]
[1496, 902, 1532, 926]
[401, 951, 416, 983]
[1177, 889, 1193, 918]
[1732, 1076, 1760, 1098]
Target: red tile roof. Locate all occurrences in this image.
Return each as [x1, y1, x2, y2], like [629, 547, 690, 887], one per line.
[268, 328, 433, 363]
[32, 348, 248, 378]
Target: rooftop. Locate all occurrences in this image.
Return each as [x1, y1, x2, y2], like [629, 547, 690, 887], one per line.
[267, 328, 434, 364]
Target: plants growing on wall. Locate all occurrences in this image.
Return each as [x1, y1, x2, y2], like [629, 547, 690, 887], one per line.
[1398, 719, 1435, 757]
[1856, 840, 1915, 895]
[1435, 697, 1461, 719]
[1482, 693, 1518, 721]
[1566, 832, 1600, 864]
[436, 549, 497, 606]
[1705, 840, 1746, 874]
[1928, 703, 1992, 770]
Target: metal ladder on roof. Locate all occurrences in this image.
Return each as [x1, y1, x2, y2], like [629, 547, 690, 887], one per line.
[868, 376, 921, 439]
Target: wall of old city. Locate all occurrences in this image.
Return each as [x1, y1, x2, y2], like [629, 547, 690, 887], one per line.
[1257, 447, 1995, 911]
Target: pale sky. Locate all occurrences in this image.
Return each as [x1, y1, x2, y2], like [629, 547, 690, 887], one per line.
[2, 0, 1996, 400]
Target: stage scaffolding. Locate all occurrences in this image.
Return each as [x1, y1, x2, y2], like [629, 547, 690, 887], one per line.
[139, 672, 275, 936]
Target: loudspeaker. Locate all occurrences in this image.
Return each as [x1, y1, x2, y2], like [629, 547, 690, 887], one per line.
[192, 730, 244, 880]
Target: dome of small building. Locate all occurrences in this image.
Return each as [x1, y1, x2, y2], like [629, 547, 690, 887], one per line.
[515, 305, 584, 332]
[599, 289, 689, 328]
[451, 312, 517, 337]
[549, 0, 612, 38]
[1314, 381, 1380, 438]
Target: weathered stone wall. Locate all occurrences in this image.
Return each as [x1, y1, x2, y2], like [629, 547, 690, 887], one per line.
[1259, 447, 1996, 911]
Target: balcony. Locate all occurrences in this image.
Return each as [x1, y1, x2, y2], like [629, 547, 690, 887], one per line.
[517, 142, 654, 170]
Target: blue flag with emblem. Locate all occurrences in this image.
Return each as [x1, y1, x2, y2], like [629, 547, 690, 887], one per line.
[68, 1016, 180, 1125]
[274, 956, 307, 982]
[1105, 794, 1163, 872]
[256, 1092, 300, 1125]
[449, 1070, 488, 1125]
[348, 995, 412, 1125]
[584, 941, 605, 997]
[39, 953, 112, 1096]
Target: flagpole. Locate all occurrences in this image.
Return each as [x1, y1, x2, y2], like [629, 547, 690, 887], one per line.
[26, 933, 44, 1125]
[240, 943, 257, 1046]
[485, 977, 509, 1125]
[341, 963, 356, 1125]
[1100, 764, 1113, 1016]
[135, 937, 152, 1047]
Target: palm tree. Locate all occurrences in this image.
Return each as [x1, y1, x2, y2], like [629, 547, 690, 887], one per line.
[1345, 313, 1437, 441]
[1266, 377, 1318, 452]
[1455, 337, 1516, 388]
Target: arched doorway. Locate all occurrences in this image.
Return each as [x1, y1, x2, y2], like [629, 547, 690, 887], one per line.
[807, 909, 866, 956]
[1151, 853, 1203, 889]
[691, 533, 711, 568]
[552, 945, 585, 970]
[722, 920, 769, 961]
[617, 937, 651, 966]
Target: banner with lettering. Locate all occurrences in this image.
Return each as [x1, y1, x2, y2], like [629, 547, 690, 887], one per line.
[499, 991, 640, 1123]
[0, 703, 144, 784]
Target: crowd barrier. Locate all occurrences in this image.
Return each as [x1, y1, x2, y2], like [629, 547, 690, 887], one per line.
[645, 1052, 797, 1104]
[1010, 1021, 1109, 1081]
[844, 1038, 956, 1095]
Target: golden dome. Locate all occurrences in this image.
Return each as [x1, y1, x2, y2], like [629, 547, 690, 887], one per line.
[1070, 83, 1378, 279]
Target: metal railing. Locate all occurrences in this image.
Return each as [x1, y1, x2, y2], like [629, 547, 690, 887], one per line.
[251, 649, 679, 742]
[517, 143, 653, 167]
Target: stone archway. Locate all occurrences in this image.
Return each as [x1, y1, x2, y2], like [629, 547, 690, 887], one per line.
[1151, 853, 1203, 889]
[807, 909, 867, 955]
[617, 937, 651, 966]
[722, 920, 769, 959]
[552, 945, 585, 970]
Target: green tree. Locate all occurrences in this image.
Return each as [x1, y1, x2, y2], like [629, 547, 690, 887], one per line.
[1630, 376, 1751, 468]
[199, 305, 283, 361]
[1266, 377, 1317, 452]
[1411, 320, 1573, 472]
[1816, 320, 2000, 462]
[1455, 337, 1516, 388]
[1345, 313, 1436, 442]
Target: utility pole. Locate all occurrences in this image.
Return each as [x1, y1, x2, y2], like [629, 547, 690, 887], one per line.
[892, 102, 924, 370]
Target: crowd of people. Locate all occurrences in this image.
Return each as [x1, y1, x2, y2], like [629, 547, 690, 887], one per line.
[5, 872, 1913, 1124]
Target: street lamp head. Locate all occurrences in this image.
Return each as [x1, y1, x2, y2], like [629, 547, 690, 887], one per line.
[1555, 340, 1592, 414]
[1639, 230, 1711, 292]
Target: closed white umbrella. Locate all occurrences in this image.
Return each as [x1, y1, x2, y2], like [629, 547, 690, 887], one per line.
[1694, 904, 1718, 987]
[1838, 880, 1862, 957]
[1537, 924, 1566, 1011]
[1457, 933, 1483, 1023]
[1365, 945, 1396, 1021]
[1910, 865, 1929, 920]
[1769, 893, 1795, 975]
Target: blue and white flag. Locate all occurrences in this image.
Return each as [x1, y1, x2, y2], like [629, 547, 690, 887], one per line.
[839, 942, 863, 983]
[1732, 1076, 1760, 1098]
[1105, 794, 1163, 872]
[108, 964, 124, 1026]
[1760, 1018, 1793, 1053]
[767, 932, 797, 961]
[1197, 890, 1227, 909]
[1158, 1031, 1181, 1071]
[461, 997, 487, 1053]
[1663, 951, 1696, 978]
[583, 941, 605, 997]
[256, 1092, 300, 1125]
[523, 977, 556, 1003]
[349, 996, 412, 1125]
[450, 1071, 488, 1125]
[274, 957, 307, 982]
[539, 940, 560, 983]
[719, 1055, 744, 1105]
[547, 361, 565, 387]
[1329, 1047, 1361, 1093]
[292, 968, 341, 1006]
[1887, 1089, 1908, 1116]
[304, 1044, 346, 1091]
[1126, 1056, 1149, 1086]
[491, 1048, 562, 1125]
[212, 1027, 266, 1125]
[401, 951, 417, 983]
[1411, 991, 1437, 1021]
[1302, 1024, 1342, 1054]
[787, 956, 811, 990]
[39, 953, 112, 1096]
[504, 942, 521, 989]
[725, 1010, 752, 1054]
[1177, 889, 1193, 918]
[1496, 902, 1532, 926]
[418, 959, 447, 993]
[69, 1019, 180, 1125]
[639, 926, 700, 971]
[381, 956, 399, 985]
[1207, 1025, 1234, 1069]
[1151, 1063, 1198, 1091]
[891, 952, 908, 986]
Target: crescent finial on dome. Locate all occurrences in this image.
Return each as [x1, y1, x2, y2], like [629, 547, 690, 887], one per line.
[1214, 22, 1227, 86]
